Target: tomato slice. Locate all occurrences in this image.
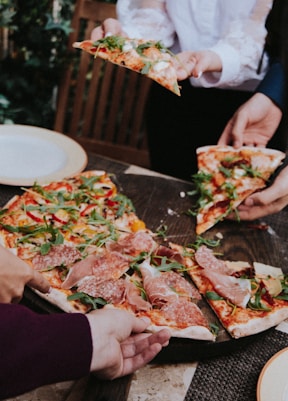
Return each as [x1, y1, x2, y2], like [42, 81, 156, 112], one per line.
[93, 187, 114, 199]
[80, 204, 98, 216]
[25, 199, 44, 223]
[106, 199, 118, 208]
[43, 182, 73, 192]
[52, 209, 70, 224]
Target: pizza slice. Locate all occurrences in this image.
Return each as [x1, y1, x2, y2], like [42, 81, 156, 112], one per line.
[136, 258, 215, 341]
[188, 245, 288, 339]
[73, 35, 181, 96]
[168, 243, 288, 339]
[190, 145, 285, 235]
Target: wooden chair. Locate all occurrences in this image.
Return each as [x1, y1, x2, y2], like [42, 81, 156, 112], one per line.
[54, 0, 152, 168]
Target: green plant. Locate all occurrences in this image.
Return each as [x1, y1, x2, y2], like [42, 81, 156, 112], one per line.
[0, 0, 75, 127]
[0, 0, 116, 127]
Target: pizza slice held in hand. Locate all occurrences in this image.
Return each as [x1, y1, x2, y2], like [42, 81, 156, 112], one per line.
[190, 145, 285, 235]
[73, 35, 181, 96]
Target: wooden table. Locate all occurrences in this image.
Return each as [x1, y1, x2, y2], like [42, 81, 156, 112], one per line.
[2, 153, 288, 401]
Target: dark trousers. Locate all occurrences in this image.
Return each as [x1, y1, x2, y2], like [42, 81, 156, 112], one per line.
[146, 80, 285, 181]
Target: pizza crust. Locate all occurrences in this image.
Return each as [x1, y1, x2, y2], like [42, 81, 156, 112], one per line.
[33, 288, 88, 314]
[146, 323, 215, 341]
[228, 307, 288, 339]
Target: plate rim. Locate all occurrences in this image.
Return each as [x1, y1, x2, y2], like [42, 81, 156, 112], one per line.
[0, 124, 88, 186]
[257, 346, 288, 401]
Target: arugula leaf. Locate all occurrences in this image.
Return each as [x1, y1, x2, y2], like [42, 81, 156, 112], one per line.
[79, 175, 102, 191]
[188, 236, 221, 250]
[155, 224, 168, 239]
[92, 35, 126, 51]
[240, 163, 263, 178]
[206, 291, 224, 301]
[152, 255, 184, 273]
[220, 182, 238, 200]
[111, 194, 135, 217]
[67, 292, 107, 309]
[187, 171, 214, 213]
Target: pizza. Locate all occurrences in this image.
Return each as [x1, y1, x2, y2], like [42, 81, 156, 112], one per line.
[181, 244, 288, 339]
[2, 170, 288, 341]
[0, 170, 214, 341]
[72, 35, 181, 96]
[189, 145, 285, 235]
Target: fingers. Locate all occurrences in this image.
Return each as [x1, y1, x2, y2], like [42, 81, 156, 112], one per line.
[192, 50, 222, 75]
[91, 26, 104, 41]
[102, 18, 125, 36]
[218, 112, 248, 148]
[28, 270, 51, 294]
[91, 19, 124, 41]
[130, 316, 151, 334]
[121, 329, 171, 359]
[119, 329, 171, 377]
[0, 288, 23, 304]
[172, 53, 197, 81]
[234, 176, 288, 220]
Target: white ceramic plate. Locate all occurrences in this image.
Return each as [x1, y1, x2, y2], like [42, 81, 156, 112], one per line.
[0, 125, 88, 186]
[257, 347, 288, 401]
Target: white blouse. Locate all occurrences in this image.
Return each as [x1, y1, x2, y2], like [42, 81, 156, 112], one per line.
[116, 0, 273, 91]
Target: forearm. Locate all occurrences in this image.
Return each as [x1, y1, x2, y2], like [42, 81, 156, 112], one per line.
[0, 304, 92, 400]
[196, 0, 273, 89]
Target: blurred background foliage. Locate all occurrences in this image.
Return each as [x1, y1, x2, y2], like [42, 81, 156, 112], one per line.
[0, 0, 116, 127]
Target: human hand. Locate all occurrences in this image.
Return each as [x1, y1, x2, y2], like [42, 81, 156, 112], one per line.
[227, 165, 288, 221]
[218, 93, 283, 148]
[172, 50, 222, 81]
[91, 18, 126, 41]
[0, 245, 50, 303]
[86, 307, 171, 379]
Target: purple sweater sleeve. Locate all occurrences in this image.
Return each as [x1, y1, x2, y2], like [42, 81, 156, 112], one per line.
[0, 303, 92, 400]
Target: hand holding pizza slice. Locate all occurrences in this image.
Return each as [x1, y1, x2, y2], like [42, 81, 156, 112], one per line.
[73, 35, 181, 96]
[190, 145, 286, 235]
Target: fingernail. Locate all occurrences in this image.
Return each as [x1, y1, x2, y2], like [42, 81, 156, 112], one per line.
[105, 32, 113, 37]
[195, 71, 202, 79]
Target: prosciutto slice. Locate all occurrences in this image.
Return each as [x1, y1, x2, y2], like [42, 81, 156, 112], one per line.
[61, 251, 130, 289]
[106, 231, 157, 256]
[203, 269, 251, 308]
[195, 245, 251, 308]
[78, 277, 151, 312]
[139, 260, 201, 307]
[195, 245, 231, 275]
[153, 244, 185, 265]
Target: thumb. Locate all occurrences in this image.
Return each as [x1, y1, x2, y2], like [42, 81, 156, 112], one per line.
[131, 316, 151, 334]
[218, 117, 243, 148]
[28, 270, 51, 294]
[243, 186, 279, 208]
